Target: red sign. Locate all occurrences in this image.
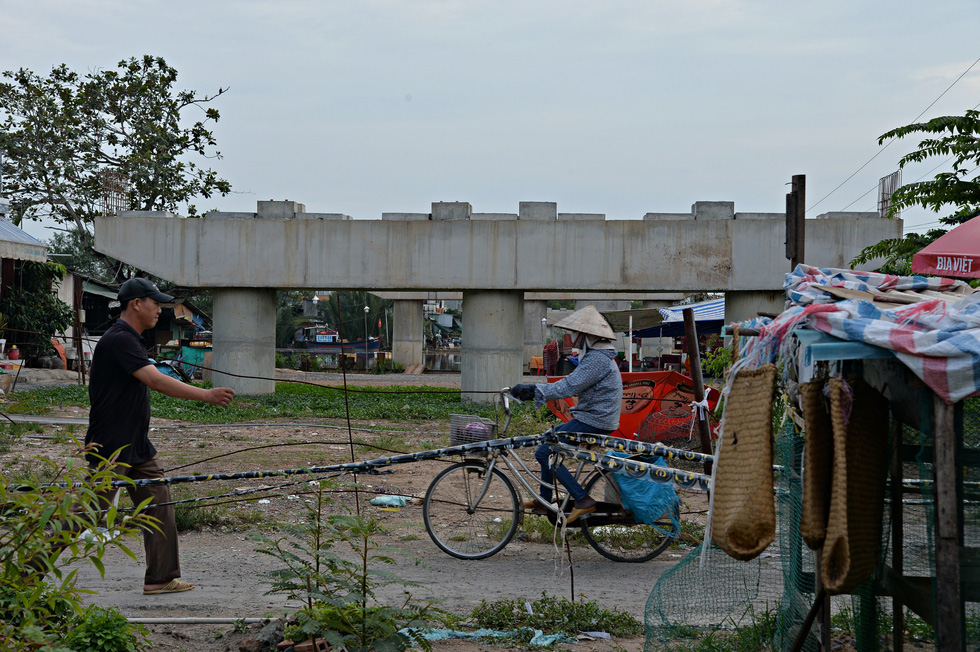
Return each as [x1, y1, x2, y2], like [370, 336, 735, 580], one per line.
[545, 370, 720, 441]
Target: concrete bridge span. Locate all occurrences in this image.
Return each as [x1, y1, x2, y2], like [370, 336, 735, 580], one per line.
[95, 200, 901, 400]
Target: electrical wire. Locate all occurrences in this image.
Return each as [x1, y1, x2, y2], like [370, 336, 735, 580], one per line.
[809, 56, 980, 215]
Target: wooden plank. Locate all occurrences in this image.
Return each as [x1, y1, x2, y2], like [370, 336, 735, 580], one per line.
[810, 284, 874, 302]
[880, 567, 933, 626]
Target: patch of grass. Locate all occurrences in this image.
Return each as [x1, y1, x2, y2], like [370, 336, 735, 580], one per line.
[517, 514, 588, 545]
[12, 383, 504, 424]
[170, 488, 228, 532]
[661, 604, 780, 651]
[0, 420, 45, 452]
[353, 431, 409, 455]
[670, 519, 705, 549]
[471, 592, 643, 639]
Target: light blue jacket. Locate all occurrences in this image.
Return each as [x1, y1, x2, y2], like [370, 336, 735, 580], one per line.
[534, 348, 622, 431]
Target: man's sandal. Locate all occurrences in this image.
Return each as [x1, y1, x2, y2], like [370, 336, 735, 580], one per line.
[143, 579, 195, 595]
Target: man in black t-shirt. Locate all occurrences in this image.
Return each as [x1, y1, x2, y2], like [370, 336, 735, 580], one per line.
[85, 278, 235, 595]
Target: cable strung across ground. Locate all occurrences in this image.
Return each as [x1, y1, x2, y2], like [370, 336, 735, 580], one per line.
[20, 430, 720, 493]
[19, 434, 548, 490]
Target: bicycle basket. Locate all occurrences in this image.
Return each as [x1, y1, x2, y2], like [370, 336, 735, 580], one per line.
[449, 414, 497, 446]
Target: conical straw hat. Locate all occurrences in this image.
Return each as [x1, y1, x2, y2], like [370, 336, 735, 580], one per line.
[553, 305, 616, 340]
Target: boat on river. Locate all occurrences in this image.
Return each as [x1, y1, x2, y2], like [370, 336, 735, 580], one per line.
[297, 326, 381, 353]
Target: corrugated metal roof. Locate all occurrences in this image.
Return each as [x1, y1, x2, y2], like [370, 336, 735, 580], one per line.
[0, 218, 46, 248]
[0, 218, 47, 262]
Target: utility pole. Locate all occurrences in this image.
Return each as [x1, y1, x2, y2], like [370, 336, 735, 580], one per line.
[786, 174, 806, 269]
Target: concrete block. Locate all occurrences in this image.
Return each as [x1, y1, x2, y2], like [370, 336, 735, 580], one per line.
[815, 211, 879, 220]
[382, 213, 430, 221]
[643, 212, 693, 221]
[431, 202, 472, 221]
[735, 212, 782, 220]
[692, 201, 735, 220]
[118, 211, 178, 219]
[298, 213, 353, 220]
[519, 202, 557, 221]
[205, 212, 256, 219]
[257, 200, 306, 219]
[558, 213, 606, 221]
[472, 213, 518, 221]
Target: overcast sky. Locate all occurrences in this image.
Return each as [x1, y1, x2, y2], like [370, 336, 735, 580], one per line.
[2, 1, 979, 243]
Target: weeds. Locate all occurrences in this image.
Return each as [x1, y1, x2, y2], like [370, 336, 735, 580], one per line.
[253, 477, 444, 651]
[659, 603, 779, 651]
[670, 519, 705, 548]
[471, 592, 643, 639]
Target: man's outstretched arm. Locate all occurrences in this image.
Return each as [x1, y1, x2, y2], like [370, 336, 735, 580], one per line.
[132, 366, 236, 406]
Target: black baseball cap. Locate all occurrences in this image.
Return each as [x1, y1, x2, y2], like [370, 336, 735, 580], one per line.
[118, 278, 174, 303]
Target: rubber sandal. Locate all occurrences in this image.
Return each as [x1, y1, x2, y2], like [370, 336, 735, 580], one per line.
[143, 579, 195, 595]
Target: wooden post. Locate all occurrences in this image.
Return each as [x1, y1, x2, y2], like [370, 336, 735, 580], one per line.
[72, 276, 87, 384]
[934, 398, 963, 649]
[682, 308, 713, 475]
[785, 174, 806, 269]
[890, 417, 905, 652]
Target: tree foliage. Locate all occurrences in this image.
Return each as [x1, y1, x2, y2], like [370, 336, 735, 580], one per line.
[851, 109, 980, 273]
[0, 55, 231, 283]
[0, 445, 155, 649]
[0, 261, 74, 356]
[318, 292, 393, 347]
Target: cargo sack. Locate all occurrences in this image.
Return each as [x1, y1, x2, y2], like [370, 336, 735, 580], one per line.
[800, 379, 833, 550]
[821, 378, 890, 595]
[710, 364, 777, 561]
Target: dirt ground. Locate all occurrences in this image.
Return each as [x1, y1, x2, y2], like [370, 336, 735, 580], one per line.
[4, 370, 711, 651]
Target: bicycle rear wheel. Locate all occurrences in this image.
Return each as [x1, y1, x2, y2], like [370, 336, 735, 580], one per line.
[423, 461, 519, 560]
[579, 472, 678, 563]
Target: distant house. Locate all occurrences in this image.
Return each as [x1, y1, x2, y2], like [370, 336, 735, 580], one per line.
[0, 217, 49, 354]
[56, 270, 212, 367]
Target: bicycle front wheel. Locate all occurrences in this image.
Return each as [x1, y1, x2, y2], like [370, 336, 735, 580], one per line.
[423, 461, 519, 560]
[579, 472, 677, 563]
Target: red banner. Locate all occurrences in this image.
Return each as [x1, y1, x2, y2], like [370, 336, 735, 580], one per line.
[545, 370, 720, 441]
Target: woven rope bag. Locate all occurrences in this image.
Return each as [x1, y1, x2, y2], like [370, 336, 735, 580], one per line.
[820, 377, 890, 595]
[800, 379, 833, 550]
[710, 364, 777, 561]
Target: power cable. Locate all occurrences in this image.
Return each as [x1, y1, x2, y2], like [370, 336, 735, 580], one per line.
[810, 55, 980, 215]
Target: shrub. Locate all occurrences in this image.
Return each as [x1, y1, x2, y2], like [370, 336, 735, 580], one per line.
[0, 445, 155, 646]
[63, 605, 151, 652]
[253, 478, 442, 651]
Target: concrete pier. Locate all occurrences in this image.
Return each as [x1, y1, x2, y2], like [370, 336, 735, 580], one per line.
[212, 288, 276, 394]
[392, 299, 423, 369]
[460, 290, 524, 402]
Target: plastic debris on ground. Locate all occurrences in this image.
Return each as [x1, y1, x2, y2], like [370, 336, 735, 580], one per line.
[400, 627, 573, 647]
[369, 494, 411, 507]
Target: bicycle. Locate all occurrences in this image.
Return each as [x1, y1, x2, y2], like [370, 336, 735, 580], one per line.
[421, 389, 681, 563]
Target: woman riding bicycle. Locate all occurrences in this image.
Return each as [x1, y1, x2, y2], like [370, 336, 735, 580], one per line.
[510, 304, 622, 523]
